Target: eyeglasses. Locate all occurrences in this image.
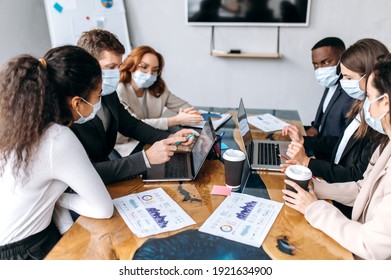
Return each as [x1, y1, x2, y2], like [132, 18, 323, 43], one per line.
[138, 62, 161, 76]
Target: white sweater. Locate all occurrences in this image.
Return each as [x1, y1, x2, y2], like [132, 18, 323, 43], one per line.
[0, 124, 113, 245]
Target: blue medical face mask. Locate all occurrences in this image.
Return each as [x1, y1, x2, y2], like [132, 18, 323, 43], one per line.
[101, 69, 120, 96]
[74, 97, 102, 124]
[363, 95, 387, 135]
[132, 70, 157, 89]
[340, 75, 366, 100]
[314, 65, 340, 88]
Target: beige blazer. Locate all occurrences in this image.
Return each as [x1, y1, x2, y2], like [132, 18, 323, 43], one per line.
[116, 82, 191, 130]
[306, 141, 391, 259]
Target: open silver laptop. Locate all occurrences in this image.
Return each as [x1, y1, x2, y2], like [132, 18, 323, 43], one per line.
[142, 117, 216, 182]
[237, 98, 289, 171]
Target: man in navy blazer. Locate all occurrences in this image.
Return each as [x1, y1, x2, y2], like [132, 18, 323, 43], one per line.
[304, 37, 354, 161]
[71, 29, 196, 185]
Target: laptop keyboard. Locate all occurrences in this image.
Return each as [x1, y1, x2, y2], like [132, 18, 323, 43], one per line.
[257, 143, 281, 166]
[164, 153, 189, 178]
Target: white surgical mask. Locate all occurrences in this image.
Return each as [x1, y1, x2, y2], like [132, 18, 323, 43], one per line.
[363, 95, 387, 135]
[132, 70, 157, 88]
[314, 65, 340, 88]
[101, 69, 120, 96]
[74, 97, 102, 124]
[340, 75, 366, 100]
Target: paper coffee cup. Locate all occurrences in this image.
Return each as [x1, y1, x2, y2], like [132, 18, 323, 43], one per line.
[285, 165, 312, 192]
[222, 149, 246, 191]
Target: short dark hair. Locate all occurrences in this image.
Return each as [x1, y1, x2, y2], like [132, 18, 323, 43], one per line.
[77, 29, 125, 60]
[311, 37, 346, 54]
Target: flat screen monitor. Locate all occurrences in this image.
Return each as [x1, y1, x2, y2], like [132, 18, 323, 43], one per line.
[186, 0, 311, 27]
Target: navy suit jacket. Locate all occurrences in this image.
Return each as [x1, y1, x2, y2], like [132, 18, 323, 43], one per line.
[305, 83, 355, 161]
[312, 83, 354, 137]
[71, 92, 170, 185]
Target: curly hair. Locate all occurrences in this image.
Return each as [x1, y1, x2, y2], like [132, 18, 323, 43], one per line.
[120, 45, 166, 97]
[0, 45, 101, 177]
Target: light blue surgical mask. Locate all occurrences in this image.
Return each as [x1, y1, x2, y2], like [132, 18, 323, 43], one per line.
[132, 70, 157, 88]
[314, 65, 340, 88]
[101, 69, 120, 96]
[340, 75, 366, 100]
[74, 97, 102, 124]
[363, 95, 387, 135]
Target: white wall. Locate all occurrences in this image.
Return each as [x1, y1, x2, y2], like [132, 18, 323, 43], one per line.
[1, 0, 391, 125]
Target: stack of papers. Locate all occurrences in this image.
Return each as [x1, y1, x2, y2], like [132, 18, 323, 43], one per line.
[199, 193, 282, 247]
[113, 188, 195, 237]
[185, 110, 231, 130]
[248, 113, 289, 132]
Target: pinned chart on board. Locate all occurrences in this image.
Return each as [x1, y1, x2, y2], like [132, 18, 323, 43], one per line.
[44, 0, 132, 55]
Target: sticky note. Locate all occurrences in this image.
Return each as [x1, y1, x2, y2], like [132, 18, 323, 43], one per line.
[53, 2, 63, 13]
[211, 185, 232, 196]
[220, 142, 229, 150]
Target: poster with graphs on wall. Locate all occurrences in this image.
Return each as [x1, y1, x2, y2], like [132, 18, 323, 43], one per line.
[44, 0, 132, 55]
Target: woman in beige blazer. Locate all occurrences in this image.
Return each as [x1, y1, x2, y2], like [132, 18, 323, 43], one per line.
[117, 45, 203, 130]
[115, 46, 203, 156]
[282, 54, 391, 260]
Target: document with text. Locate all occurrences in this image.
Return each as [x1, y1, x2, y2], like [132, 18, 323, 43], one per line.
[113, 188, 195, 237]
[199, 193, 283, 247]
[248, 113, 289, 132]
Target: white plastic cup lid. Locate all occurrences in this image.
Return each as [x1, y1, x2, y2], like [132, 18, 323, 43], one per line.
[222, 149, 246, 162]
[285, 165, 312, 181]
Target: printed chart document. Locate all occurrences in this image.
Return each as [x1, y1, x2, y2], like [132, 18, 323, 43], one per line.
[248, 113, 289, 132]
[185, 110, 231, 130]
[199, 193, 283, 247]
[113, 188, 195, 237]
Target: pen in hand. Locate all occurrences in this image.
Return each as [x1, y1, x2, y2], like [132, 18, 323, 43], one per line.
[278, 153, 289, 161]
[173, 133, 197, 146]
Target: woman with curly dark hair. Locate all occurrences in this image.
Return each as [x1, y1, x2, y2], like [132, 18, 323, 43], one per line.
[0, 45, 113, 260]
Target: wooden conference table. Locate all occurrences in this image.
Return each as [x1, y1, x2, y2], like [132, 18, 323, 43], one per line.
[46, 107, 353, 260]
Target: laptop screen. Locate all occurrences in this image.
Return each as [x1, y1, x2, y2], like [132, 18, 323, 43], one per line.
[191, 118, 215, 176]
[238, 98, 253, 157]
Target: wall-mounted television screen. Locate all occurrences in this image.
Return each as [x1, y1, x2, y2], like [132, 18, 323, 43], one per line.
[186, 0, 311, 27]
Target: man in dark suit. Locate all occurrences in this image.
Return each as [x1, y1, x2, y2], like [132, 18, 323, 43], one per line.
[304, 37, 354, 161]
[71, 29, 197, 185]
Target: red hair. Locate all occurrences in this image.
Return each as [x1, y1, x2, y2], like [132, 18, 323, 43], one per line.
[120, 45, 165, 97]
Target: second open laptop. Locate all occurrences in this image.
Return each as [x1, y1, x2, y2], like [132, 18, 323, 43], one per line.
[142, 117, 216, 182]
[237, 98, 289, 171]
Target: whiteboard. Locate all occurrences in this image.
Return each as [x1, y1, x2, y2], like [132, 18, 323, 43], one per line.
[44, 0, 132, 55]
